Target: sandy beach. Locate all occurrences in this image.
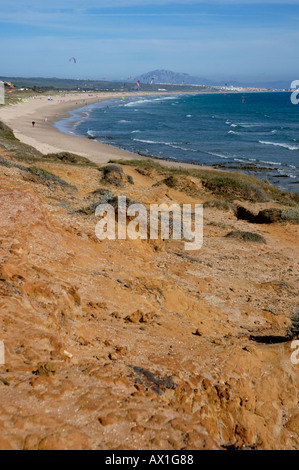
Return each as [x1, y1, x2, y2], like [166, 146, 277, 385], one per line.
[0, 92, 149, 164]
[0, 90, 219, 170]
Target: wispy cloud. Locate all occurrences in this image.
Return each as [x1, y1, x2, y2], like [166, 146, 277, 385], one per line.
[4, 0, 299, 6]
[0, 1, 297, 80]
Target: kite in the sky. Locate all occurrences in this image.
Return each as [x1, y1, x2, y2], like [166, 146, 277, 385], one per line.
[69, 57, 77, 63]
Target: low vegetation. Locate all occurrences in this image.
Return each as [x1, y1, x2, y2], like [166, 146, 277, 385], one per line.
[225, 231, 267, 244]
[26, 166, 77, 190]
[0, 121, 19, 141]
[203, 200, 237, 213]
[45, 152, 98, 167]
[0, 121, 298, 208]
[110, 159, 299, 206]
[281, 208, 299, 224]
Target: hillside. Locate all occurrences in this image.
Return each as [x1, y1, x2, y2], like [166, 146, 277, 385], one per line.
[0, 76, 214, 94]
[134, 70, 290, 90]
[0, 123, 299, 450]
[134, 70, 211, 86]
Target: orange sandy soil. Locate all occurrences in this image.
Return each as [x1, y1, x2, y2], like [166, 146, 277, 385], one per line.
[0, 144, 298, 450]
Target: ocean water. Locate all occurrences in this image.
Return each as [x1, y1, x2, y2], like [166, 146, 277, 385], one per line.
[55, 92, 299, 193]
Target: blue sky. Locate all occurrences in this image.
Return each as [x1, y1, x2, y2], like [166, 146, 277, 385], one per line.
[0, 1, 299, 82]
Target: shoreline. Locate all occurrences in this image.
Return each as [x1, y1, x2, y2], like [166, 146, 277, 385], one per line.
[0, 90, 221, 169]
[0, 91, 149, 164]
[0, 90, 298, 184]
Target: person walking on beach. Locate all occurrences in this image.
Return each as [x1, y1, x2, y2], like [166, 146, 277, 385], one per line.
[32, 121, 35, 127]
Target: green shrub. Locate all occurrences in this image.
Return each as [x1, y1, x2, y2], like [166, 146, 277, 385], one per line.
[45, 152, 97, 167]
[201, 176, 269, 202]
[110, 159, 298, 205]
[27, 166, 76, 190]
[0, 121, 18, 141]
[281, 208, 299, 224]
[204, 200, 237, 213]
[225, 231, 267, 244]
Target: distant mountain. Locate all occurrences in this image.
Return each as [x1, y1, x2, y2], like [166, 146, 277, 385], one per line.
[133, 70, 211, 86]
[133, 70, 290, 90]
[0, 74, 290, 92]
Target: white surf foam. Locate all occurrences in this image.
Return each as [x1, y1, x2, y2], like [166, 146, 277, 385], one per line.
[259, 141, 299, 151]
